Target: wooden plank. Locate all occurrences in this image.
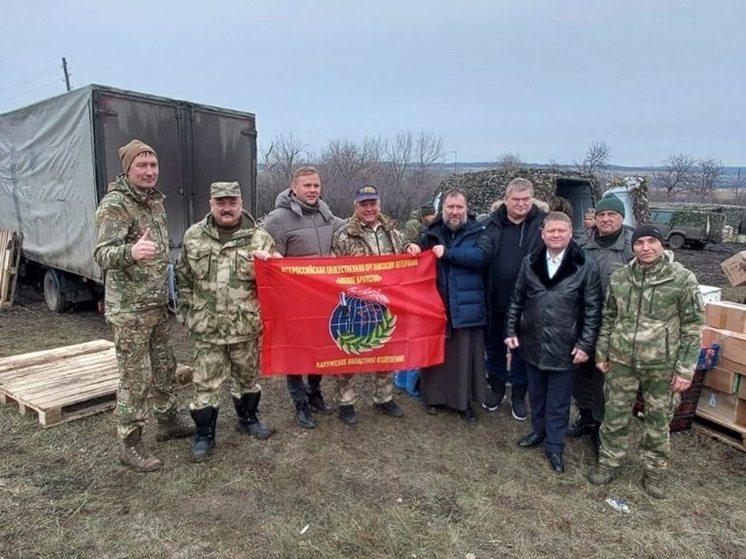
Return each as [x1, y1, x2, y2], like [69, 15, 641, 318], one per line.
[693, 421, 746, 452]
[0, 350, 117, 382]
[0, 357, 118, 389]
[0, 340, 114, 374]
[42, 400, 117, 428]
[695, 408, 746, 435]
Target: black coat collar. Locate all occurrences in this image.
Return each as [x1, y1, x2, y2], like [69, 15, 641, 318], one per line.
[529, 241, 585, 287]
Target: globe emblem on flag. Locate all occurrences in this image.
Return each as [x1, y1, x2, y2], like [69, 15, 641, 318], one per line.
[329, 288, 397, 354]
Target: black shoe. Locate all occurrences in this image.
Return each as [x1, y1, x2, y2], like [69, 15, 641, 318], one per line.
[511, 384, 528, 421]
[190, 406, 218, 462]
[566, 409, 594, 438]
[425, 405, 441, 415]
[517, 432, 545, 448]
[339, 404, 358, 425]
[590, 423, 601, 455]
[546, 451, 565, 473]
[483, 380, 506, 411]
[294, 401, 317, 429]
[308, 389, 334, 415]
[459, 403, 477, 425]
[374, 400, 404, 418]
[233, 392, 272, 440]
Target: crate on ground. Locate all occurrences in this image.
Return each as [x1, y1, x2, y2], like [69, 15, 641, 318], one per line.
[703, 366, 741, 394]
[705, 300, 746, 334]
[720, 250, 746, 287]
[633, 345, 719, 432]
[693, 413, 746, 452]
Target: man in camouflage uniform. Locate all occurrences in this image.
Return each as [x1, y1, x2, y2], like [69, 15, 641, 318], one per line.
[332, 184, 421, 425]
[94, 139, 193, 473]
[176, 181, 277, 461]
[403, 203, 436, 245]
[588, 225, 704, 498]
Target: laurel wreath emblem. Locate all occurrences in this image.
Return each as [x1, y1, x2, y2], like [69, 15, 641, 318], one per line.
[334, 308, 397, 354]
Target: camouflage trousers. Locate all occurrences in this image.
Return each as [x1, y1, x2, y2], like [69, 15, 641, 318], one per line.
[190, 338, 261, 410]
[111, 307, 177, 440]
[336, 371, 393, 406]
[598, 362, 680, 473]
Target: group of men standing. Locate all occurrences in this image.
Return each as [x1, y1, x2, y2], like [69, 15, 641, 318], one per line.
[95, 139, 704, 499]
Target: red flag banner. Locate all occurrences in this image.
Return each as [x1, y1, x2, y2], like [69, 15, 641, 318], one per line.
[255, 251, 446, 375]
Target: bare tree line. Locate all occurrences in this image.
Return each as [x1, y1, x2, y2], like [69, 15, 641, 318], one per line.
[258, 131, 446, 222]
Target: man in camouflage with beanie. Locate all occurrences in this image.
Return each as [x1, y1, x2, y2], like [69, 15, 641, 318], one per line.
[176, 181, 278, 461]
[403, 203, 437, 245]
[588, 224, 704, 498]
[94, 139, 193, 473]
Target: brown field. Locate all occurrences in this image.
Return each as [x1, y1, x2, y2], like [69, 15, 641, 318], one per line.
[1, 246, 746, 559]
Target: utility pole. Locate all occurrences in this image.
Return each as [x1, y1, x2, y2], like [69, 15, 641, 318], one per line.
[62, 57, 71, 91]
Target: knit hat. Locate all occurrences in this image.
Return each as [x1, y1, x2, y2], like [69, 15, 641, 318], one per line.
[420, 203, 436, 217]
[595, 194, 625, 217]
[210, 181, 241, 198]
[631, 224, 665, 246]
[119, 139, 157, 173]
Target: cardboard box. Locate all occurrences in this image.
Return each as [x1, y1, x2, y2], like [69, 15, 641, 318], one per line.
[702, 327, 746, 366]
[703, 366, 740, 394]
[739, 375, 746, 400]
[699, 285, 722, 304]
[698, 387, 741, 424]
[705, 301, 746, 333]
[720, 251, 746, 287]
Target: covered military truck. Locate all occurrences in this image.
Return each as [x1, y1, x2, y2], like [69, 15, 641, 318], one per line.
[0, 85, 257, 311]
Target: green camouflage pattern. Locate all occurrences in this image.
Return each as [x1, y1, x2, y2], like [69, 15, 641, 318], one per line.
[336, 372, 394, 405]
[599, 362, 681, 472]
[332, 214, 404, 257]
[190, 339, 261, 410]
[112, 307, 177, 439]
[176, 210, 276, 345]
[403, 210, 426, 245]
[94, 174, 170, 320]
[596, 250, 704, 380]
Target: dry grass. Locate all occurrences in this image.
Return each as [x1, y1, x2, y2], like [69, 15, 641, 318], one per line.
[1, 288, 746, 559]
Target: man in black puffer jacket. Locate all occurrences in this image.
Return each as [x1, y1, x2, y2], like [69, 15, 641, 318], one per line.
[505, 212, 602, 474]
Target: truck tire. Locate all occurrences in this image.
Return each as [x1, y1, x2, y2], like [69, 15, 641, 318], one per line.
[668, 233, 685, 250]
[44, 269, 71, 313]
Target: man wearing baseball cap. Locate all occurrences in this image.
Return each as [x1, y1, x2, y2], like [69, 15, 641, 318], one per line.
[176, 182, 279, 461]
[570, 194, 635, 448]
[94, 139, 193, 472]
[588, 224, 704, 498]
[331, 184, 421, 425]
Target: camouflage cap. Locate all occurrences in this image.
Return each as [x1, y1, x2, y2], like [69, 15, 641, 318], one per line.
[210, 181, 241, 198]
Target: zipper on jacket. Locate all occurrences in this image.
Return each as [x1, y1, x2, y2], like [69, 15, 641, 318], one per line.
[630, 269, 646, 368]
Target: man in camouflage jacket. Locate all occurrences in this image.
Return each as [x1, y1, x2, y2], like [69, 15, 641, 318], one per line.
[94, 139, 192, 473]
[331, 184, 421, 425]
[588, 225, 704, 498]
[176, 181, 278, 461]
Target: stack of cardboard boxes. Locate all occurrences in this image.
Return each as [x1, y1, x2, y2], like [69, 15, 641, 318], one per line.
[700, 301, 746, 431]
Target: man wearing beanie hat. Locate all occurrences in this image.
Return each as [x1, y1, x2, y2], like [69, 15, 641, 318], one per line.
[589, 224, 703, 498]
[570, 194, 635, 448]
[403, 203, 437, 245]
[94, 139, 193, 473]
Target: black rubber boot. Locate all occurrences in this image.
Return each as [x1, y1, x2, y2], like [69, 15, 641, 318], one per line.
[190, 406, 218, 462]
[567, 408, 594, 438]
[294, 401, 317, 428]
[234, 392, 272, 440]
[308, 389, 333, 415]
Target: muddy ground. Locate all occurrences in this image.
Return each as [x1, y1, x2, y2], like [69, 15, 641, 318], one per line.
[1, 245, 745, 558]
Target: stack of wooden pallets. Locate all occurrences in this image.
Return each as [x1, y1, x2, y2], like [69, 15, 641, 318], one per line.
[0, 339, 191, 428]
[0, 229, 23, 309]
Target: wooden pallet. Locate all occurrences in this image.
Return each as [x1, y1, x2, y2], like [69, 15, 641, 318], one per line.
[693, 410, 746, 452]
[0, 339, 190, 428]
[0, 229, 23, 309]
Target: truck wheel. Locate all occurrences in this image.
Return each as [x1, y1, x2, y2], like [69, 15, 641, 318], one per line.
[44, 269, 71, 313]
[668, 234, 685, 250]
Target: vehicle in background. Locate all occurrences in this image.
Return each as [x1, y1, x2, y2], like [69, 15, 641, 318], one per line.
[0, 85, 257, 312]
[648, 207, 724, 250]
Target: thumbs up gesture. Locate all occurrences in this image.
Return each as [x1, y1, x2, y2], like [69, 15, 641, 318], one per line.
[131, 227, 157, 261]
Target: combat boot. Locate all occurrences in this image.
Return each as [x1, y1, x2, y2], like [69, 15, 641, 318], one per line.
[190, 406, 218, 462]
[155, 410, 195, 442]
[308, 388, 334, 415]
[120, 428, 162, 472]
[234, 392, 272, 440]
[566, 408, 594, 438]
[294, 401, 317, 428]
[339, 404, 359, 425]
[588, 464, 617, 485]
[643, 470, 666, 499]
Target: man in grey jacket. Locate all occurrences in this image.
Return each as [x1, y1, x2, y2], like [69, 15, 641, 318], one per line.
[570, 194, 634, 447]
[264, 167, 346, 429]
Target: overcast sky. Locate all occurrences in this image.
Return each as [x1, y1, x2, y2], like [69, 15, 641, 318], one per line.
[1, 1, 744, 166]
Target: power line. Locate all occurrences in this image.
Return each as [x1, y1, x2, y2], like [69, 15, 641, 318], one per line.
[0, 77, 64, 106]
[0, 67, 58, 94]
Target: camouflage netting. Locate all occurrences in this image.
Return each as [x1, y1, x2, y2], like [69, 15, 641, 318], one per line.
[437, 167, 596, 217]
[605, 176, 650, 226]
[651, 202, 745, 233]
